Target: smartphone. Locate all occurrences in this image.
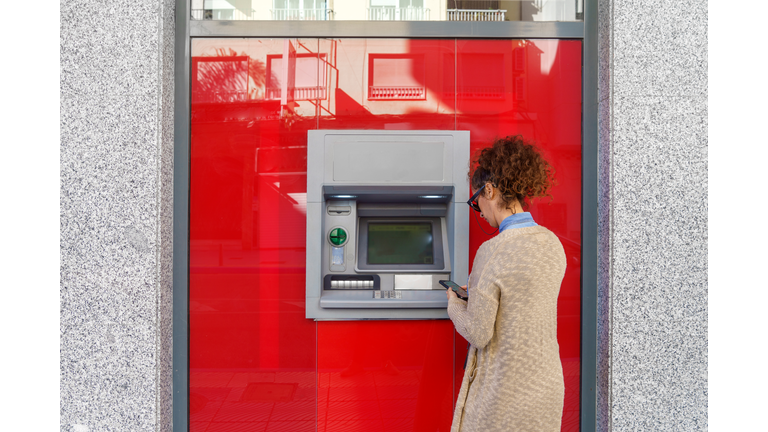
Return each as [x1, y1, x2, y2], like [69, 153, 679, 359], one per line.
[439, 280, 468, 300]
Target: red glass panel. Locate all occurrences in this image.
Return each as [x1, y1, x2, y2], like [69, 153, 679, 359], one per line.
[318, 321, 454, 432]
[314, 38, 457, 432]
[190, 38, 319, 432]
[317, 39, 455, 130]
[456, 39, 582, 431]
[190, 37, 582, 432]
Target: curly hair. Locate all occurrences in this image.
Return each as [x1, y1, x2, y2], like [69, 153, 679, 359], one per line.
[469, 135, 556, 211]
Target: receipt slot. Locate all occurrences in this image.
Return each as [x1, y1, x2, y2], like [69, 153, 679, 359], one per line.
[306, 130, 470, 319]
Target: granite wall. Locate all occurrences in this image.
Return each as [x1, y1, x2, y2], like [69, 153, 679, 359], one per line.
[598, 0, 708, 430]
[59, 0, 707, 430]
[60, 0, 175, 430]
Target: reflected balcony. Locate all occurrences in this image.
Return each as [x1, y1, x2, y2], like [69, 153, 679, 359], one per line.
[266, 86, 328, 101]
[368, 6, 430, 21]
[193, 90, 249, 103]
[447, 9, 506, 21]
[369, 85, 425, 100]
[271, 8, 334, 20]
[443, 86, 506, 101]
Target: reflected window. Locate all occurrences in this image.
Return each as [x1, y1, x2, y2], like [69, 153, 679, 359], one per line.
[368, 54, 426, 100]
[369, 0, 429, 21]
[272, 0, 332, 20]
[267, 54, 328, 101]
[444, 53, 505, 100]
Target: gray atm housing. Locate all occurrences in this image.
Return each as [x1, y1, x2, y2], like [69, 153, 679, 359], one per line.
[306, 130, 470, 320]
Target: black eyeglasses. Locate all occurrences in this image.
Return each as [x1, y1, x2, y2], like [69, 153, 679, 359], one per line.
[467, 187, 484, 212]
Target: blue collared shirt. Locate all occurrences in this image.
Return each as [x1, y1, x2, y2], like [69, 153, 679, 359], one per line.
[498, 212, 538, 232]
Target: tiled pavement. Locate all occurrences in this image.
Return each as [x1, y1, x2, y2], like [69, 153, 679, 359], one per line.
[191, 358, 580, 432]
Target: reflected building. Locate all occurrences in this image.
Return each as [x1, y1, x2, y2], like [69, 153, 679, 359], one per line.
[190, 0, 584, 21]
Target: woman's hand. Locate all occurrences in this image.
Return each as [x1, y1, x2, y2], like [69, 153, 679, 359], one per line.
[446, 288, 457, 300]
[446, 285, 469, 300]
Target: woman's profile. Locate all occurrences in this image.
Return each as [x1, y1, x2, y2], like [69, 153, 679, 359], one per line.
[446, 135, 566, 432]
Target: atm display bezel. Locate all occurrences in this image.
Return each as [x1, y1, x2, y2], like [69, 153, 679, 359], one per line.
[356, 217, 446, 272]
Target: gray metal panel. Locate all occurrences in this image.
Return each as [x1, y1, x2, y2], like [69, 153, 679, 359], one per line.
[312, 307, 450, 320]
[452, 131, 470, 202]
[320, 290, 449, 309]
[190, 20, 584, 39]
[305, 201, 323, 319]
[173, 0, 190, 431]
[322, 130, 456, 185]
[333, 141, 446, 183]
[307, 132, 325, 203]
[357, 203, 448, 217]
[180, 17, 596, 430]
[325, 185, 454, 201]
[449, 139, 470, 287]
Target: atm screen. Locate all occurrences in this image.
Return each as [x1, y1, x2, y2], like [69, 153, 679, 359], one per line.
[367, 223, 434, 264]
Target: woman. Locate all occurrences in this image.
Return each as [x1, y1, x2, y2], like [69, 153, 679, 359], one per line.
[446, 135, 566, 432]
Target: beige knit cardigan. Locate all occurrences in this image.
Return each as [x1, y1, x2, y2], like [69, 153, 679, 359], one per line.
[447, 225, 567, 432]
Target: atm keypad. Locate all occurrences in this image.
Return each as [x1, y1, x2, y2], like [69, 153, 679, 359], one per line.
[373, 291, 402, 299]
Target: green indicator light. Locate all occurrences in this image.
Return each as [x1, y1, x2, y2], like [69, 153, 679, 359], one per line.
[329, 228, 347, 246]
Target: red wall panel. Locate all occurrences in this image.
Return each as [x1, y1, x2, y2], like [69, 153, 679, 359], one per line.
[190, 37, 582, 432]
[456, 39, 582, 431]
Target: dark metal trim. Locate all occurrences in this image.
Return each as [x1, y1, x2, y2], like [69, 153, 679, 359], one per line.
[172, 0, 191, 430]
[175, 8, 598, 432]
[190, 20, 584, 39]
[581, 0, 599, 430]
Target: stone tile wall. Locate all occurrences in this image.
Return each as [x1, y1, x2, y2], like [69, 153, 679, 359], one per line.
[59, 0, 708, 429]
[600, 0, 708, 429]
[60, 0, 175, 430]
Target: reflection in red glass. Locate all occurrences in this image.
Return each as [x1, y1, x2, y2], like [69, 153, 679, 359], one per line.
[368, 54, 427, 100]
[190, 37, 581, 432]
[318, 39, 456, 131]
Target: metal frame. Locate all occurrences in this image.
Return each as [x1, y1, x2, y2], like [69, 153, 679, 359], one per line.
[172, 1, 191, 431]
[581, 0, 599, 430]
[173, 1, 599, 430]
[190, 20, 584, 38]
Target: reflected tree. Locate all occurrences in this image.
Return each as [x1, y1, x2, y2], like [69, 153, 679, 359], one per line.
[194, 47, 279, 102]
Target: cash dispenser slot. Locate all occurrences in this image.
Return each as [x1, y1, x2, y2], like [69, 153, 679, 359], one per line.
[325, 275, 379, 290]
[327, 205, 351, 216]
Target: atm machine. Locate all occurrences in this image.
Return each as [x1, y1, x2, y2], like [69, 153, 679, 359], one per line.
[306, 130, 470, 319]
